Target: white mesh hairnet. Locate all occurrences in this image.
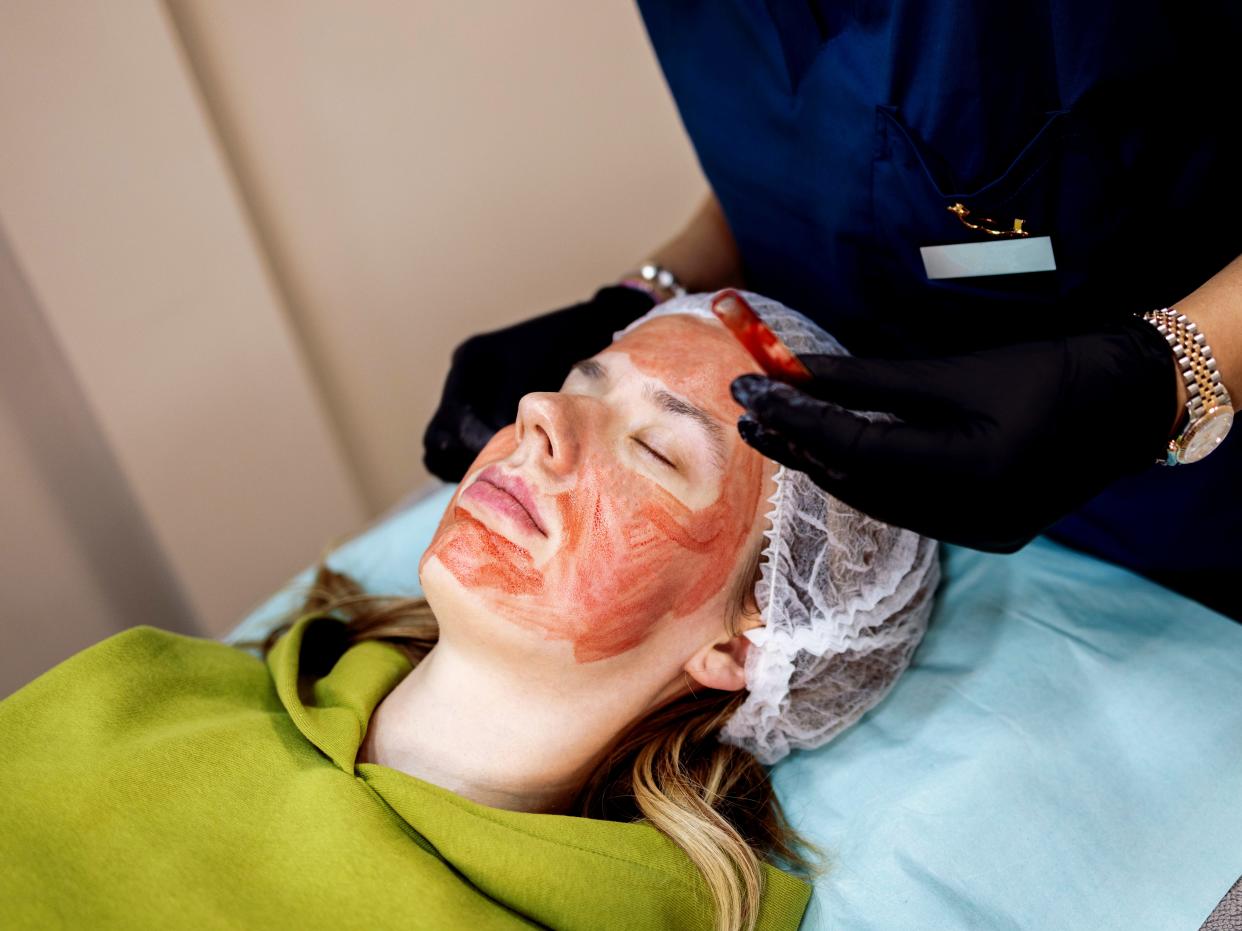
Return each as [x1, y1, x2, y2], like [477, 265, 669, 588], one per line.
[615, 290, 941, 765]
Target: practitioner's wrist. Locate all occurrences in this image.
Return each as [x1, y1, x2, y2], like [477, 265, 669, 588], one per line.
[616, 262, 686, 304]
[1139, 307, 1235, 464]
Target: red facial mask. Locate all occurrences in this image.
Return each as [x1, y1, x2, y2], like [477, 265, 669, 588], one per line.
[423, 316, 765, 663]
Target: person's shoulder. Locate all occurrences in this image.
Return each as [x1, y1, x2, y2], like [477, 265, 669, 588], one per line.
[1, 624, 266, 735]
[32, 625, 263, 696]
[96, 624, 238, 658]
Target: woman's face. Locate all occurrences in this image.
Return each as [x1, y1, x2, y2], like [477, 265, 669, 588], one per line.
[420, 314, 772, 668]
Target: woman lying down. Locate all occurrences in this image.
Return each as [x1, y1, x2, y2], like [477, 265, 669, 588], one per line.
[0, 292, 939, 931]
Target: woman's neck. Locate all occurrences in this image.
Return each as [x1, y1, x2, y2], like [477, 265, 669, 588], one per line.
[357, 637, 683, 813]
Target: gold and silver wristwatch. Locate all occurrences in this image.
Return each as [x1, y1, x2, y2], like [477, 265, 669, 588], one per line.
[1141, 307, 1235, 465]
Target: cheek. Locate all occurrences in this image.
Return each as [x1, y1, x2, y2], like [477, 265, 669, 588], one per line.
[548, 451, 763, 663]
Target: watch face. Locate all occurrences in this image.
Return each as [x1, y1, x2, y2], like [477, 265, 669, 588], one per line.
[1180, 407, 1235, 463]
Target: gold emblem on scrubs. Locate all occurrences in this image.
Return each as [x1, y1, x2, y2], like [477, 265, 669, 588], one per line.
[947, 202, 1029, 238]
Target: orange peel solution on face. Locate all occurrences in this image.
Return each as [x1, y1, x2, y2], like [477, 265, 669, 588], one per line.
[425, 315, 766, 663]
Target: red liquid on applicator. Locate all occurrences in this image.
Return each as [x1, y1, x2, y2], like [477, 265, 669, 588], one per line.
[711, 289, 812, 384]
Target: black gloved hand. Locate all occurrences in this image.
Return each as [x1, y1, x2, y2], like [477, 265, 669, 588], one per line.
[730, 315, 1180, 553]
[423, 284, 656, 482]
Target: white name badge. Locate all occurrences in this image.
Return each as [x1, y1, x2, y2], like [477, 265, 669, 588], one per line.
[920, 236, 1056, 279]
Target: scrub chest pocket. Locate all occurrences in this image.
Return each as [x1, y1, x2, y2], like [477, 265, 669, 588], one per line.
[866, 102, 1131, 354]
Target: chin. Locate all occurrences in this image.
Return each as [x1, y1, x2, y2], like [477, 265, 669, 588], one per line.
[416, 553, 542, 657]
[417, 553, 461, 620]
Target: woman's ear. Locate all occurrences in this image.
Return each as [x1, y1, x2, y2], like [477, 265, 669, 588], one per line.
[688, 496, 770, 692]
[684, 600, 764, 692]
[684, 631, 752, 692]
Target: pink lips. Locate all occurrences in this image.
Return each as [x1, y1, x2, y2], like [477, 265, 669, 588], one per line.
[464, 465, 548, 537]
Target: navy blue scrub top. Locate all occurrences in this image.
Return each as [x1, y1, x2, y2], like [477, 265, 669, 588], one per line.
[635, 0, 1242, 613]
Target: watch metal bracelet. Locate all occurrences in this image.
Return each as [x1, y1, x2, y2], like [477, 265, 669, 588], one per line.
[1140, 307, 1234, 465]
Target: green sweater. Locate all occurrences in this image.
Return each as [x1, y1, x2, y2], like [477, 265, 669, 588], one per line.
[0, 614, 812, 929]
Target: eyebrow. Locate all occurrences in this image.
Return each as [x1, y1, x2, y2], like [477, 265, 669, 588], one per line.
[572, 359, 607, 380]
[570, 358, 728, 471]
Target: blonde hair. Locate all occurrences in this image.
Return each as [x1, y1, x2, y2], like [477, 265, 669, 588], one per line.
[252, 552, 825, 931]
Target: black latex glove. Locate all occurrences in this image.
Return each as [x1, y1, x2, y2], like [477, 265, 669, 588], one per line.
[731, 315, 1180, 553]
[423, 284, 656, 482]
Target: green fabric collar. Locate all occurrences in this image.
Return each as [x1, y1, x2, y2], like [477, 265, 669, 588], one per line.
[266, 613, 812, 931]
[267, 611, 412, 773]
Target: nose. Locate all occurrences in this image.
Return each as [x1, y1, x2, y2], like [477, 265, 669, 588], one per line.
[514, 392, 581, 478]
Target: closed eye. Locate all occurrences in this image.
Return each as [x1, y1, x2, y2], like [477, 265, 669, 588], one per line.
[632, 437, 677, 471]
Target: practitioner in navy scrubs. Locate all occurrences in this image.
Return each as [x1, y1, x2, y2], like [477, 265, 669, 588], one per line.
[424, 2, 1242, 619]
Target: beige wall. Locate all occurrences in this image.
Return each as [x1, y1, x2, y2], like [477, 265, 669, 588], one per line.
[0, 0, 368, 693]
[0, 1, 704, 696]
[0, 224, 198, 694]
[164, 0, 706, 510]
